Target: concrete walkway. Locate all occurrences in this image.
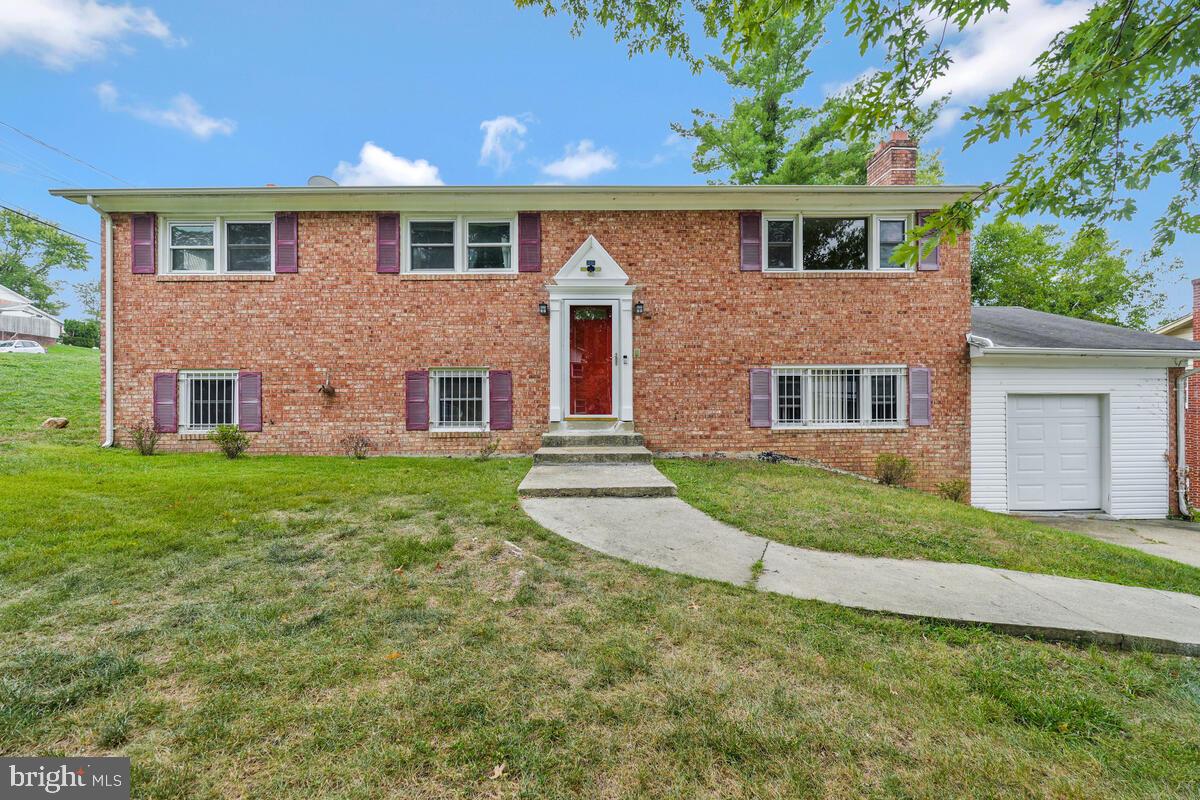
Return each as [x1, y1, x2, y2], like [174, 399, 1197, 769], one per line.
[1022, 516, 1200, 569]
[522, 496, 1200, 655]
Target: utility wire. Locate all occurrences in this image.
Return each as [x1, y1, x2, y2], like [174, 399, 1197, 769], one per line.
[0, 120, 132, 186]
[0, 202, 100, 245]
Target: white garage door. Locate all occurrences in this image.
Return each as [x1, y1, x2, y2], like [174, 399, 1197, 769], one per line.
[1007, 394, 1102, 511]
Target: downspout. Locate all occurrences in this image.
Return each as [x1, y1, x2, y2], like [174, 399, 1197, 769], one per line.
[87, 194, 115, 447]
[1176, 366, 1200, 517]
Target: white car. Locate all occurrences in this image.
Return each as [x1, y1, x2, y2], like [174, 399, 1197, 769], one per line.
[0, 339, 46, 354]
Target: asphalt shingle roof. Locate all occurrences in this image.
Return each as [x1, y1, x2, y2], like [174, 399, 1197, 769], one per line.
[970, 306, 1200, 352]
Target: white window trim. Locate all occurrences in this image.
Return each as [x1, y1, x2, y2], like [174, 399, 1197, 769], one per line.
[762, 215, 799, 272]
[762, 212, 916, 273]
[873, 215, 913, 271]
[160, 216, 275, 275]
[403, 214, 518, 274]
[771, 364, 908, 430]
[429, 367, 490, 432]
[178, 369, 239, 434]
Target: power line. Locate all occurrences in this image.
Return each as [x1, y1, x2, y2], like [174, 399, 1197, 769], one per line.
[0, 119, 132, 186]
[0, 202, 100, 245]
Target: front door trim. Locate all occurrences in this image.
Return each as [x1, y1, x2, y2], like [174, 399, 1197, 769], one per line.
[546, 236, 635, 424]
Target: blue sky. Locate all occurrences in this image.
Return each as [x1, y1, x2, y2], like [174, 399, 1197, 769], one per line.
[0, 0, 1192, 320]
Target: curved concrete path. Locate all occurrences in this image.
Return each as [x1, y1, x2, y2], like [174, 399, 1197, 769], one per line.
[522, 496, 1200, 656]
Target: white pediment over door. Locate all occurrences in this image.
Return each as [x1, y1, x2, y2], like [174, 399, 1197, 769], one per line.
[553, 235, 629, 287]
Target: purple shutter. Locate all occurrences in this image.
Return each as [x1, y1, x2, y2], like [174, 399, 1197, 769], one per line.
[916, 211, 940, 271]
[739, 212, 762, 271]
[238, 371, 263, 432]
[405, 370, 429, 431]
[152, 372, 177, 433]
[518, 213, 542, 272]
[131, 213, 156, 274]
[749, 368, 772, 428]
[488, 370, 513, 430]
[909, 366, 931, 426]
[275, 212, 298, 272]
[377, 214, 400, 273]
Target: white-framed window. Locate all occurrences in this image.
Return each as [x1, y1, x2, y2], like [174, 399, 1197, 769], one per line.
[876, 217, 908, 270]
[168, 222, 216, 272]
[403, 215, 517, 274]
[224, 220, 273, 272]
[179, 370, 238, 433]
[466, 219, 514, 270]
[409, 218, 457, 272]
[762, 213, 915, 272]
[772, 366, 906, 429]
[802, 216, 869, 271]
[764, 216, 797, 270]
[430, 368, 489, 431]
[162, 216, 274, 274]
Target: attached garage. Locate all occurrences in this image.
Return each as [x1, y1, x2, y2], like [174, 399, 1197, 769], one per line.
[969, 307, 1200, 519]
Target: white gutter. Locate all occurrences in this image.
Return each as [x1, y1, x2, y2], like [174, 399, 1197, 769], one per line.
[969, 345, 1200, 359]
[1177, 367, 1200, 517]
[88, 194, 114, 448]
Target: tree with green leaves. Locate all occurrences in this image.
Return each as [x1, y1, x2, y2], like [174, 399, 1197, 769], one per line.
[0, 209, 88, 314]
[73, 278, 100, 322]
[515, 0, 1199, 258]
[971, 220, 1175, 329]
[670, 15, 944, 185]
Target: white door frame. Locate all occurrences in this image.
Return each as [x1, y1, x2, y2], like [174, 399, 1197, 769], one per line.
[546, 235, 635, 423]
[547, 289, 634, 422]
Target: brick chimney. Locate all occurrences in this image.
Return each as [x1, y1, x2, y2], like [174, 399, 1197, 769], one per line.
[867, 129, 918, 186]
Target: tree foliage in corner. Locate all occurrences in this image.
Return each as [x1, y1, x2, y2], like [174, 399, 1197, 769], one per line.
[0, 209, 88, 314]
[971, 220, 1175, 329]
[515, 0, 1200, 255]
[670, 14, 944, 186]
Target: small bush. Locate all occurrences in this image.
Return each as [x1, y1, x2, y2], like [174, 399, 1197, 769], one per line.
[127, 420, 159, 456]
[342, 434, 372, 459]
[875, 453, 915, 487]
[937, 479, 970, 503]
[477, 437, 500, 461]
[208, 424, 250, 459]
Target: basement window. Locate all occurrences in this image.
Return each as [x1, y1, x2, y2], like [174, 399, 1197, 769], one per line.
[430, 369, 488, 431]
[179, 370, 237, 433]
[773, 366, 905, 428]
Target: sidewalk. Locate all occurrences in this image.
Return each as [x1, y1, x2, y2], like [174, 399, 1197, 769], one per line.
[522, 496, 1200, 655]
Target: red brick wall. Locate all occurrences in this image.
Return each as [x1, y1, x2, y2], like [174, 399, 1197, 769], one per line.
[1186, 278, 1200, 512]
[104, 210, 972, 490]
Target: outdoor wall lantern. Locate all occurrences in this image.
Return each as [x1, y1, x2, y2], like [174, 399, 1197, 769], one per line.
[538, 302, 549, 316]
[634, 302, 646, 316]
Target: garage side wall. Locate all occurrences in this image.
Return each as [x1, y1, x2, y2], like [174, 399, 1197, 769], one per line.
[971, 362, 1170, 519]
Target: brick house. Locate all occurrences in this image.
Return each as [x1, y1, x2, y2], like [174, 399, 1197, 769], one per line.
[54, 133, 1199, 515]
[53, 133, 972, 491]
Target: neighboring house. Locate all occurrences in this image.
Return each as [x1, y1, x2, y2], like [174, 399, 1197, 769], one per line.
[968, 307, 1199, 519]
[0, 285, 62, 346]
[52, 131, 1200, 516]
[1156, 312, 1192, 340]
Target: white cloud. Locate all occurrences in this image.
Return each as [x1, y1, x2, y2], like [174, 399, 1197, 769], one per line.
[96, 81, 235, 139]
[333, 141, 444, 186]
[925, 0, 1093, 101]
[0, 0, 178, 69]
[479, 115, 528, 173]
[541, 140, 617, 182]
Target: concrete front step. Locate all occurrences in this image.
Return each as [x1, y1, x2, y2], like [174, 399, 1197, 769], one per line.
[518, 463, 678, 498]
[533, 445, 653, 465]
[541, 432, 645, 448]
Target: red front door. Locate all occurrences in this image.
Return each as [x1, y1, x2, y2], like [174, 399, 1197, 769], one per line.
[569, 305, 613, 415]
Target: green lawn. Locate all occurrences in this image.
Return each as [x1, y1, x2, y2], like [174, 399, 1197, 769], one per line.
[660, 459, 1200, 596]
[3, 348, 1200, 798]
